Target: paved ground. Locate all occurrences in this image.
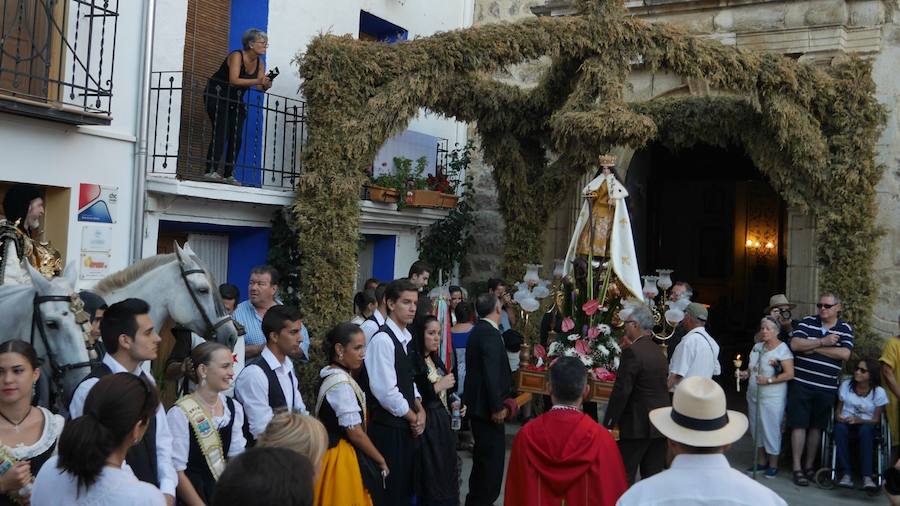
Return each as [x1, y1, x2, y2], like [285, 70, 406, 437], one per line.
[458, 422, 886, 505]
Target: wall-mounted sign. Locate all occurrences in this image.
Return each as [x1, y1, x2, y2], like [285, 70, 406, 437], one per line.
[77, 184, 118, 223]
[80, 252, 111, 280]
[81, 226, 113, 253]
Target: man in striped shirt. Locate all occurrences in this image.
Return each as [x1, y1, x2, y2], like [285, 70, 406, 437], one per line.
[787, 293, 853, 486]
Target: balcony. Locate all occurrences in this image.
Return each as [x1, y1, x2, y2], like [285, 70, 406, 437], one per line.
[148, 71, 307, 191]
[0, 0, 119, 125]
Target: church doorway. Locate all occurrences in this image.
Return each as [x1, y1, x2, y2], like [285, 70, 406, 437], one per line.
[625, 142, 788, 355]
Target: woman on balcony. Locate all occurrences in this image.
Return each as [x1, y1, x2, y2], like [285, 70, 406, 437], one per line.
[205, 28, 273, 185]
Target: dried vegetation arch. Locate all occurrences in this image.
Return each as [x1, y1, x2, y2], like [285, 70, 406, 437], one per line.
[293, 0, 885, 377]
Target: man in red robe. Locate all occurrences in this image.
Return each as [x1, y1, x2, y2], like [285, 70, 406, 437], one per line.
[505, 357, 627, 506]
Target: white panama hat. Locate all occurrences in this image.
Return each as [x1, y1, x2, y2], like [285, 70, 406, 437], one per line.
[649, 376, 749, 447]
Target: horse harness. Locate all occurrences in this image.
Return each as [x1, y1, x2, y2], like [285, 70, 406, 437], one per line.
[177, 264, 239, 340]
[31, 291, 96, 403]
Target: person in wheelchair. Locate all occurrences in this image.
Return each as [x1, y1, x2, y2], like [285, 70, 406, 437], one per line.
[834, 357, 889, 490]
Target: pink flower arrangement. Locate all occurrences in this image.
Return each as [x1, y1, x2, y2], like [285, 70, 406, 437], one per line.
[575, 339, 592, 356]
[582, 299, 600, 316]
[561, 317, 575, 332]
[591, 367, 617, 382]
[533, 344, 547, 361]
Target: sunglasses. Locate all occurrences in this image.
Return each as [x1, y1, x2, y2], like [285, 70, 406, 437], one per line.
[816, 303, 837, 309]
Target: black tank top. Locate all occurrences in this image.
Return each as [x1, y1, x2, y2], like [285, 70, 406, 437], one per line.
[207, 50, 260, 101]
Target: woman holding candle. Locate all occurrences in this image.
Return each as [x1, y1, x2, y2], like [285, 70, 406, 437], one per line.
[739, 316, 794, 477]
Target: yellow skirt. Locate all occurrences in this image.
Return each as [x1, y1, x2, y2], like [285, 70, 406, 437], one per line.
[314, 439, 373, 506]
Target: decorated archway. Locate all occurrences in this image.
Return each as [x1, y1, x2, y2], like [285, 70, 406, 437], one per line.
[292, 0, 885, 380]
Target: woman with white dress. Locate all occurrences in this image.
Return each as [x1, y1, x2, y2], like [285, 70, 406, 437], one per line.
[167, 341, 245, 505]
[0, 341, 64, 506]
[740, 316, 794, 478]
[31, 373, 164, 505]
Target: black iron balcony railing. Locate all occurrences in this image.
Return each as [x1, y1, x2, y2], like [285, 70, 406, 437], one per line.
[148, 71, 307, 190]
[0, 0, 119, 124]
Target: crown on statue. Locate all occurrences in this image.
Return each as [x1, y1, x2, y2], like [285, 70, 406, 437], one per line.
[598, 154, 617, 167]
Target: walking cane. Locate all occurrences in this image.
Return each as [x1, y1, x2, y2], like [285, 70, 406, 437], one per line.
[752, 345, 763, 480]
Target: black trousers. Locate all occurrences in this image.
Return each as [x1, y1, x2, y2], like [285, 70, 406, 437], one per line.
[368, 421, 415, 506]
[465, 417, 505, 506]
[204, 91, 247, 178]
[617, 437, 667, 485]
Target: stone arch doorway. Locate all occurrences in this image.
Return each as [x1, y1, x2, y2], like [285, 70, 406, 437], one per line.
[625, 142, 788, 351]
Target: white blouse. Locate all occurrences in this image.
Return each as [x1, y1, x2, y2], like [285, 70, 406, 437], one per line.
[838, 380, 889, 421]
[31, 455, 165, 506]
[319, 366, 363, 427]
[2, 407, 64, 461]
[165, 393, 246, 472]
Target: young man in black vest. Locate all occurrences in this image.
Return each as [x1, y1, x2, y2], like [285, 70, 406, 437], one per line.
[365, 279, 425, 505]
[234, 305, 308, 443]
[68, 298, 176, 505]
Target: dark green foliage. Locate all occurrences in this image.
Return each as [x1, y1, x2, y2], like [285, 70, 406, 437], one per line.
[417, 142, 476, 282]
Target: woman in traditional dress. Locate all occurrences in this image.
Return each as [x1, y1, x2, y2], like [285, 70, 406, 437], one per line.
[351, 290, 377, 326]
[314, 322, 388, 506]
[31, 373, 164, 505]
[413, 316, 463, 506]
[0, 341, 64, 505]
[167, 342, 245, 505]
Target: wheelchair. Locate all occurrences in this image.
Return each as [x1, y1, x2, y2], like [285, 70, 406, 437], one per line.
[814, 407, 892, 494]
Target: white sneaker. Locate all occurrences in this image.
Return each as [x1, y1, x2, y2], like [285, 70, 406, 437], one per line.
[204, 172, 224, 181]
[838, 475, 854, 488]
[863, 476, 877, 490]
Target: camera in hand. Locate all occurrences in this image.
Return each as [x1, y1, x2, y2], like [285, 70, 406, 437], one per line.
[266, 66, 280, 81]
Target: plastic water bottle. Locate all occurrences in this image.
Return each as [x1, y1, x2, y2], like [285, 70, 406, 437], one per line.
[450, 393, 462, 431]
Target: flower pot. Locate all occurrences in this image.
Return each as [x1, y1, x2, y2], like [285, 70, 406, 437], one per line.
[405, 189, 444, 208]
[439, 193, 459, 209]
[366, 184, 400, 204]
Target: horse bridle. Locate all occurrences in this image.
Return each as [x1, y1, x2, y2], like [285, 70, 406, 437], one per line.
[31, 292, 97, 399]
[178, 265, 239, 340]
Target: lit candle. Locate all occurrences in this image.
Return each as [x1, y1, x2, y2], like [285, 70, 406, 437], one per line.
[734, 354, 743, 393]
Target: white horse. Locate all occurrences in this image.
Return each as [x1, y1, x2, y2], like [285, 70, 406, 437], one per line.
[0, 264, 93, 406]
[91, 243, 238, 348]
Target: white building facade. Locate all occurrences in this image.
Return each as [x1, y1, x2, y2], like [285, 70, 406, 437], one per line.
[143, 0, 473, 296]
[0, 1, 154, 289]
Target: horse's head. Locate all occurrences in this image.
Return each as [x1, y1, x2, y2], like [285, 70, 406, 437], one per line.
[171, 242, 238, 348]
[27, 263, 92, 402]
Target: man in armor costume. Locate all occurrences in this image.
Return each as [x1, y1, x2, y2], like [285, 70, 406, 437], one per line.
[1, 184, 62, 285]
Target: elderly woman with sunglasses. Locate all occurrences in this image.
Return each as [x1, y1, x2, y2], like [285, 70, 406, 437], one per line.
[739, 316, 794, 478]
[833, 357, 889, 491]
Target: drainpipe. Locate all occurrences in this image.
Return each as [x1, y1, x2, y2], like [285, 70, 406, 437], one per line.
[130, 0, 157, 263]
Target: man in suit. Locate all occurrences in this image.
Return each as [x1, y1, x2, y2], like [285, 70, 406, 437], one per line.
[463, 292, 513, 506]
[604, 303, 671, 484]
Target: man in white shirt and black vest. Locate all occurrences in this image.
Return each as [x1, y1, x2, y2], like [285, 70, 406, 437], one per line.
[69, 298, 177, 506]
[364, 278, 425, 506]
[234, 305, 308, 444]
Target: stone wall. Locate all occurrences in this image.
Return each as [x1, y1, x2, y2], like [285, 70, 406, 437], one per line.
[462, 0, 547, 286]
[466, 0, 900, 338]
